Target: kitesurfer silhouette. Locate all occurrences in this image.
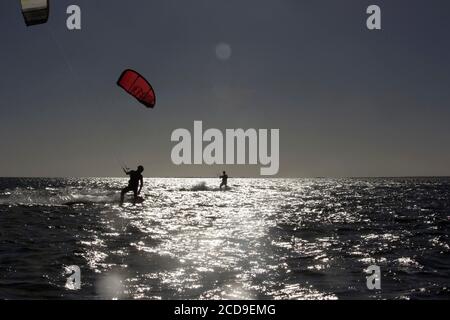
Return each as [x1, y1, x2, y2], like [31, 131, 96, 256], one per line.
[219, 171, 228, 190]
[120, 165, 144, 205]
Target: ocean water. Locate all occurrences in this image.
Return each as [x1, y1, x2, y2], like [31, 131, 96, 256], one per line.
[0, 177, 449, 300]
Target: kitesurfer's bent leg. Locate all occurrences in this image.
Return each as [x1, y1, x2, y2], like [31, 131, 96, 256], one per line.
[120, 186, 132, 204]
[132, 187, 138, 204]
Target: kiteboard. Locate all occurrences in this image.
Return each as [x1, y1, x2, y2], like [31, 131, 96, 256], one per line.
[122, 196, 145, 204]
[135, 196, 145, 204]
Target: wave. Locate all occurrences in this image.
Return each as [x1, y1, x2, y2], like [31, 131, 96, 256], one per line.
[179, 181, 232, 192]
[0, 187, 118, 206]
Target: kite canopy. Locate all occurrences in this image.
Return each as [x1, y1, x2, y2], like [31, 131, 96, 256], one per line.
[117, 69, 156, 109]
[20, 0, 49, 26]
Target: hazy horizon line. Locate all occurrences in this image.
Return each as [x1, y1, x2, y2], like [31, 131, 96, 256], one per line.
[0, 175, 449, 179]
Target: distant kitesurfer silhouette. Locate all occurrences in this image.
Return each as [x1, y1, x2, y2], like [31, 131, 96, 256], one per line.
[219, 171, 228, 190]
[120, 165, 144, 205]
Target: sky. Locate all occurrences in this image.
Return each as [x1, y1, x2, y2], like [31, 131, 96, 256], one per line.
[0, 0, 449, 177]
